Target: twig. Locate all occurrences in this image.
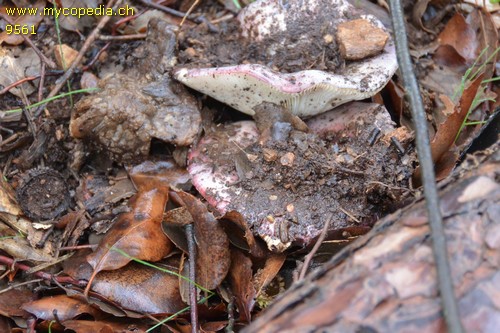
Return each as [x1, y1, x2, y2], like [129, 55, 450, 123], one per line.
[388, 1, 464, 332]
[298, 213, 332, 281]
[0, 279, 43, 295]
[33, 0, 122, 118]
[185, 223, 198, 333]
[38, 63, 46, 102]
[0, 71, 63, 96]
[225, 294, 235, 333]
[180, 0, 200, 27]
[97, 33, 147, 41]
[0, 254, 86, 287]
[135, 0, 191, 19]
[0, 15, 57, 69]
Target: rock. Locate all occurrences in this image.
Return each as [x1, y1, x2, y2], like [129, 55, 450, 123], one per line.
[336, 19, 389, 60]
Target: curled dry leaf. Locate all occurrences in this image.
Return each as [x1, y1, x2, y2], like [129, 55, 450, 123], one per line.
[436, 12, 479, 65]
[229, 250, 255, 322]
[220, 211, 268, 258]
[413, 74, 484, 186]
[85, 161, 188, 295]
[176, 191, 231, 290]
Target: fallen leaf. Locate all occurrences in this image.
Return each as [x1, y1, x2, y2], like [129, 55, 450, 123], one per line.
[22, 294, 103, 321]
[228, 249, 255, 322]
[437, 12, 479, 62]
[63, 319, 149, 333]
[88, 259, 186, 314]
[253, 253, 286, 297]
[0, 47, 41, 98]
[413, 74, 484, 185]
[467, 9, 498, 81]
[85, 161, 185, 295]
[411, 0, 434, 34]
[162, 206, 194, 253]
[220, 211, 267, 258]
[176, 191, 231, 290]
[0, 288, 35, 317]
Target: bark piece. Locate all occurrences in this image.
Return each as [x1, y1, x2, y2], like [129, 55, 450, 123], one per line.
[243, 144, 500, 332]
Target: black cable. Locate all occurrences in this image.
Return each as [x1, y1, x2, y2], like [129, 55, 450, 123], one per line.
[387, 1, 464, 332]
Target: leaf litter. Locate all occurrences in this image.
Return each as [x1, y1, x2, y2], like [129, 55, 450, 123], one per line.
[0, 0, 499, 331]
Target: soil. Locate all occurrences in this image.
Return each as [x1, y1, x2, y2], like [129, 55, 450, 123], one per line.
[177, 0, 366, 73]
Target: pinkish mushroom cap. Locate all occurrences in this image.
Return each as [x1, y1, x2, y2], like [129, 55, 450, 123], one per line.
[174, 0, 398, 118]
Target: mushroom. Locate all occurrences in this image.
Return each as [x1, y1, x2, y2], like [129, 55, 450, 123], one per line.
[187, 102, 415, 252]
[174, 0, 397, 117]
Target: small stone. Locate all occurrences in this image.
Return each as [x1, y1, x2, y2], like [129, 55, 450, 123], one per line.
[80, 72, 99, 90]
[280, 152, 295, 166]
[263, 148, 278, 162]
[286, 204, 294, 213]
[247, 153, 259, 162]
[323, 34, 334, 44]
[54, 44, 79, 69]
[336, 19, 389, 61]
[185, 47, 197, 57]
[269, 195, 278, 201]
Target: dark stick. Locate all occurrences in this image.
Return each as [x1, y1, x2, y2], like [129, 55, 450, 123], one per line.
[388, 1, 464, 332]
[185, 223, 198, 333]
[0, 255, 86, 287]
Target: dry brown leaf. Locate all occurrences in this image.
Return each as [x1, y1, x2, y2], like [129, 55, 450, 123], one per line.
[253, 253, 286, 297]
[437, 12, 479, 62]
[22, 294, 103, 321]
[88, 260, 186, 314]
[220, 211, 267, 258]
[413, 74, 484, 185]
[0, 288, 35, 318]
[85, 161, 186, 295]
[468, 9, 499, 81]
[162, 206, 194, 253]
[228, 250, 255, 322]
[62, 319, 149, 333]
[411, 0, 435, 34]
[176, 191, 231, 290]
[0, 47, 41, 98]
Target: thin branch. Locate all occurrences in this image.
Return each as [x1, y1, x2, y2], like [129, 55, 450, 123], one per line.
[388, 1, 464, 332]
[186, 224, 198, 333]
[298, 213, 332, 281]
[0, 255, 86, 288]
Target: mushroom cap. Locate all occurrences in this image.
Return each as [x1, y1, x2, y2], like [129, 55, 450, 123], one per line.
[174, 0, 398, 118]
